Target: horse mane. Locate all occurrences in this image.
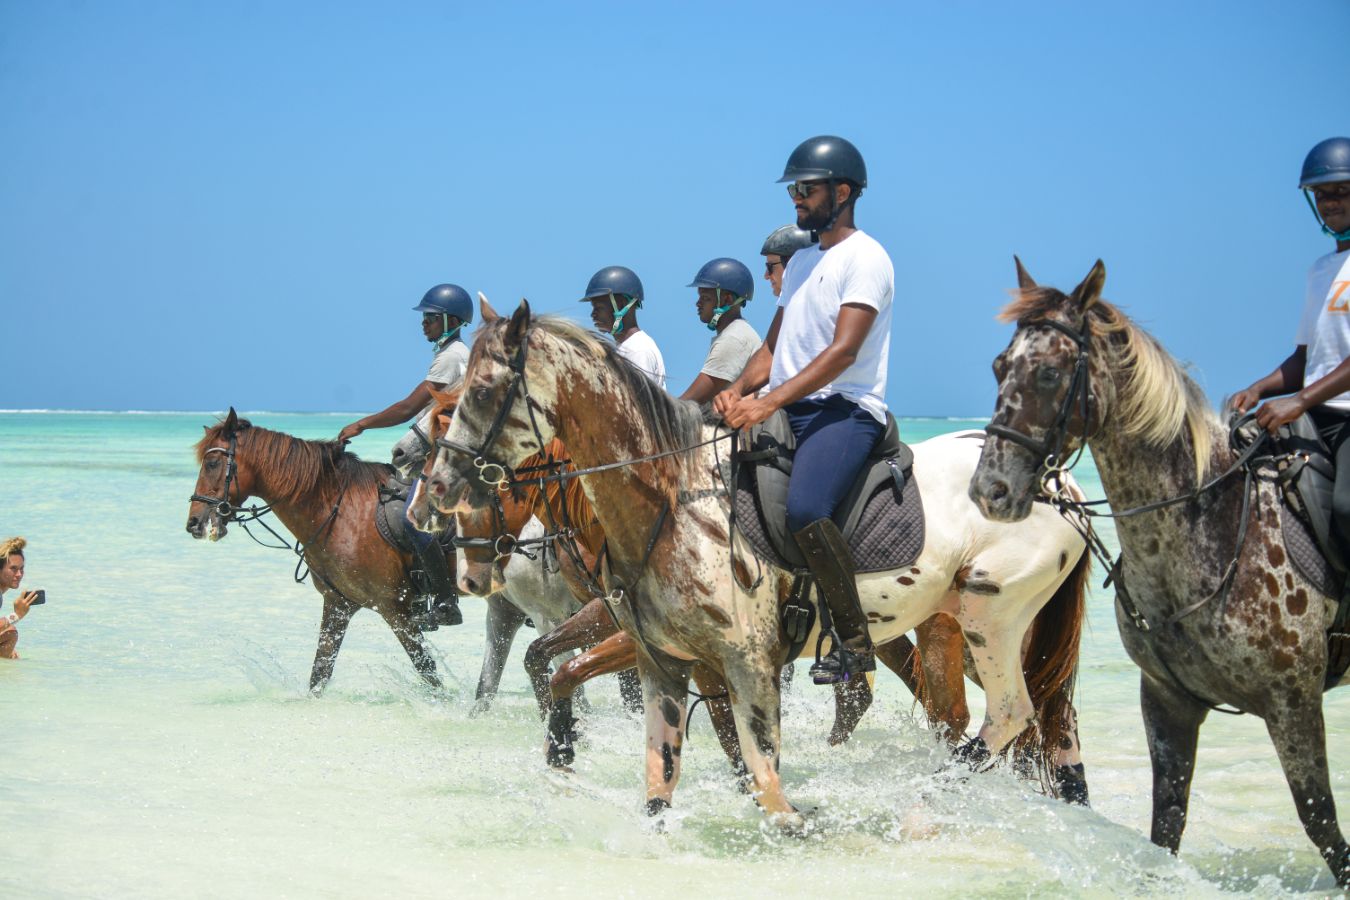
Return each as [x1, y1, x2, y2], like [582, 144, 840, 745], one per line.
[512, 438, 598, 531]
[474, 314, 707, 502]
[195, 418, 389, 505]
[1001, 287, 1215, 480]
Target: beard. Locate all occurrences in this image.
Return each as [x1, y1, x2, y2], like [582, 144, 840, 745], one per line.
[796, 200, 832, 233]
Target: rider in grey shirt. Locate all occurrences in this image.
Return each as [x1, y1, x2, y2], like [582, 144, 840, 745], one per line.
[678, 258, 761, 403]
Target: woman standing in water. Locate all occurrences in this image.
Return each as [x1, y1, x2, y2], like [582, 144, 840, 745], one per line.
[0, 537, 38, 659]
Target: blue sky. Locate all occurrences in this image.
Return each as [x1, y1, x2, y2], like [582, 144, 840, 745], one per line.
[3, 1, 1347, 418]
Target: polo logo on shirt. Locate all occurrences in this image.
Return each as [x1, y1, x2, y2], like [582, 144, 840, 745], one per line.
[1328, 281, 1350, 314]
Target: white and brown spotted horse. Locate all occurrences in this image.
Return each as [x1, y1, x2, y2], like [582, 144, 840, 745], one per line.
[421, 298, 1090, 829]
[969, 258, 1350, 886]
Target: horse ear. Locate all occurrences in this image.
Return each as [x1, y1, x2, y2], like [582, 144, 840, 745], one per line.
[1069, 260, 1107, 311]
[504, 299, 532, 349]
[479, 291, 500, 322]
[223, 407, 238, 435]
[1014, 255, 1037, 290]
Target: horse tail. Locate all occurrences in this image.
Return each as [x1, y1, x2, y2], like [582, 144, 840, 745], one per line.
[1010, 544, 1090, 790]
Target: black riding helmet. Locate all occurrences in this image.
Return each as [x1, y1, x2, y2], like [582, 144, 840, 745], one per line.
[778, 135, 867, 238]
[1301, 137, 1350, 241]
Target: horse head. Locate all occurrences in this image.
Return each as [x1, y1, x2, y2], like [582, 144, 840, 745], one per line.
[187, 407, 256, 541]
[970, 258, 1111, 522]
[425, 295, 558, 512]
[406, 385, 462, 536]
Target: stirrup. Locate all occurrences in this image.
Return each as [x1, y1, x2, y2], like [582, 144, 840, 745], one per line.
[809, 630, 874, 685]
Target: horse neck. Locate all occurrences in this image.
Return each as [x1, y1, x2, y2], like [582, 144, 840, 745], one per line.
[238, 446, 344, 542]
[550, 361, 708, 568]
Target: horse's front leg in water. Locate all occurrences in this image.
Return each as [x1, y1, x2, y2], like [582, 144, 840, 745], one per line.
[475, 593, 526, 714]
[639, 652, 692, 816]
[1140, 673, 1207, 853]
[309, 591, 359, 695]
[382, 601, 442, 690]
[1265, 697, 1350, 884]
[724, 657, 801, 829]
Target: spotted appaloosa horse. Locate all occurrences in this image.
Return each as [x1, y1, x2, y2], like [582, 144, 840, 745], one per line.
[186, 409, 441, 693]
[408, 398, 974, 766]
[423, 298, 1090, 829]
[969, 258, 1350, 885]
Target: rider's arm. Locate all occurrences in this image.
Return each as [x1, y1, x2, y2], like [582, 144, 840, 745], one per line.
[720, 304, 877, 428]
[678, 373, 730, 404]
[1232, 347, 1307, 412]
[712, 310, 782, 413]
[339, 380, 441, 443]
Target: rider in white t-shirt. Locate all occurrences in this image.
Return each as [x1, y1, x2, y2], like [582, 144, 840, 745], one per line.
[678, 258, 761, 404]
[1233, 137, 1350, 668]
[580, 266, 667, 388]
[715, 136, 894, 686]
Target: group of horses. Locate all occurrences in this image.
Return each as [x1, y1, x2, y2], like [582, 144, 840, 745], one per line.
[187, 259, 1350, 886]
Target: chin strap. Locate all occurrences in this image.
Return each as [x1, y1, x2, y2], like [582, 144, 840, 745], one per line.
[434, 318, 465, 349]
[706, 288, 746, 332]
[1304, 190, 1350, 241]
[609, 294, 640, 337]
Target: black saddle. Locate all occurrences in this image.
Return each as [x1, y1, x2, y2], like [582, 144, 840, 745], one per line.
[374, 473, 453, 556]
[1271, 414, 1347, 580]
[732, 409, 925, 572]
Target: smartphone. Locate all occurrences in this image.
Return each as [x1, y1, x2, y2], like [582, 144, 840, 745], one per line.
[29, 590, 45, 605]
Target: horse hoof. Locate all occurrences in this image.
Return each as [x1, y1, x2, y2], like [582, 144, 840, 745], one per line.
[1054, 763, 1090, 807]
[470, 698, 492, 717]
[547, 739, 575, 769]
[645, 797, 671, 817]
[768, 808, 810, 837]
[955, 736, 992, 769]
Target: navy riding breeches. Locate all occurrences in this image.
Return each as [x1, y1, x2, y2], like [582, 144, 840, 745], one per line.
[784, 394, 885, 533]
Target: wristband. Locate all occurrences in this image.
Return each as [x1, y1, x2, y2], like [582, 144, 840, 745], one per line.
[4, 613, 16, 625]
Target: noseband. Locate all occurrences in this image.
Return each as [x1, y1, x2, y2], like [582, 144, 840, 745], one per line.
[984, 317, 1093, 494]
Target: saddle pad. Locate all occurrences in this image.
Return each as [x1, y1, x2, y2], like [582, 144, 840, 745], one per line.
[1281, 497, 1342, 601]
[733, 463, 925, 574]
[375, 476, 417, 554]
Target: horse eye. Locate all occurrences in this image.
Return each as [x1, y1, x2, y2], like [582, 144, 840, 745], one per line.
[474, 387, 490, 404]
[205, 458, 219, 470]
[992, 353, 1009, 381]
[1037, 366, 1062, 387]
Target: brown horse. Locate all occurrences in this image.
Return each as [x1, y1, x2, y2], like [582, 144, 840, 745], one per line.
[413, 391, 978, 768]
[186, 409, 441, 693]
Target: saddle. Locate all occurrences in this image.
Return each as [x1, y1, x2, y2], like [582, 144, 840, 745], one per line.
[373, 473, 454, 557]
[1262, 414, 1350, 686]
[732, 409, 925, 573]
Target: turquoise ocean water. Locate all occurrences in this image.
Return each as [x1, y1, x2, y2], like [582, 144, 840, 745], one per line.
[3, 411, 1349, 897]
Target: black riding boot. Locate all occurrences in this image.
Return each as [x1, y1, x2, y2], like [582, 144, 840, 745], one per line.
[794, 518, 874, 685]
[411, 537, 462, 629]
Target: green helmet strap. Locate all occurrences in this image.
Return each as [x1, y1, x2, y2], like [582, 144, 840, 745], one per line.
[1305, 189, 1350, 241]
[707, 287, 746, 332]
[435, 318, 465, 348]
[610, 294, 640, 337]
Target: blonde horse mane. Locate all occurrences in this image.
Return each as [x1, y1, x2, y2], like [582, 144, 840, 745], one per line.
[1001, 287, 1215, 482]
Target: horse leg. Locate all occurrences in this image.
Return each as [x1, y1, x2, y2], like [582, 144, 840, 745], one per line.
[474, 593, 526, 715]
[955, 601, 1038, 760]
[1265, 700, 1350, 884]
[525, 598, 617, 718]
[383, 603, 442, 690]
[1051, 700, 1089, 805]
[638, 654, 691, 816]
[723, 658, 800, 826]
[828, 677, 872, 746]
[545, 631, 637, 768]
[691, 664, 747, 782]
[1140, 673, 1206, 853]
[309, 592, 358, 695]
[913, 613, 970, 742]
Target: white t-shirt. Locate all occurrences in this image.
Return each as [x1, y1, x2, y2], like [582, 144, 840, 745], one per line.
[701, 318, 761, 382]
[1295, 249, 1350, 411]
[617, 329, 667, 389]
[770, 230, 894, 423]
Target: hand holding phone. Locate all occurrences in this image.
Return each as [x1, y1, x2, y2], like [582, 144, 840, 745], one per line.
[29, 590, 45, 606]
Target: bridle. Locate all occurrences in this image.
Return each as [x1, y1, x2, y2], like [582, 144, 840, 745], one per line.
[984, 317, 1094, 497]
[190, 433, 244, 522]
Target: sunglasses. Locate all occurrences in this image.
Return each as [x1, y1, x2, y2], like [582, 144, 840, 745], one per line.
[1312, 184, 1350, 202]
[764, 260, 784, 274]
[785, 180, 825, 200]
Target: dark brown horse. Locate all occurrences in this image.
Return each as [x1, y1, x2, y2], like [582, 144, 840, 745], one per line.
[187, 409, 441, 693]
[970, 259, 1350, 885]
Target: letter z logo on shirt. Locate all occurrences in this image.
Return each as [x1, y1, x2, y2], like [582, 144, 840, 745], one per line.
[1328, 281, 1350, 313]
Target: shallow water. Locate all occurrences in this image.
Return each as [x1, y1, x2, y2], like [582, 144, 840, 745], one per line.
[3, 411, 1349, 897]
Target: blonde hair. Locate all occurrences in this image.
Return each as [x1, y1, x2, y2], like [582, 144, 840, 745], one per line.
[0, 536, 26, 560]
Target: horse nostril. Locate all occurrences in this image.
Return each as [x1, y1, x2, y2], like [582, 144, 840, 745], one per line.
[186, 517, 199, 533]
[430, 479, 446, 498]
[989, 480, 1010, 502]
